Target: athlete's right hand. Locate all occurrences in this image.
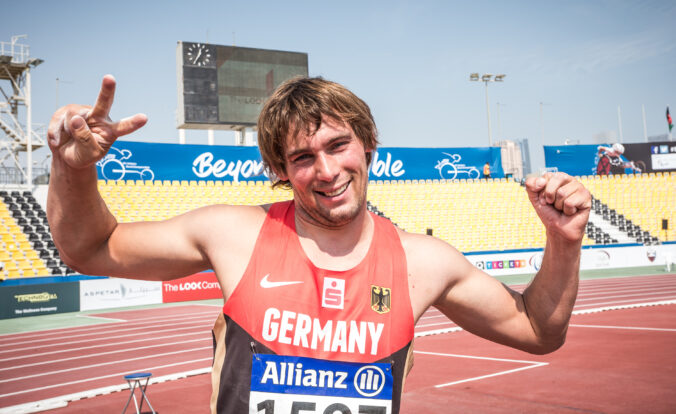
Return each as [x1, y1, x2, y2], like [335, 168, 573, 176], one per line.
[47, 75, 147, 169]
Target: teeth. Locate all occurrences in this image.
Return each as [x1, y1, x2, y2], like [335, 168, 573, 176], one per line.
[322, 182, 349, 197]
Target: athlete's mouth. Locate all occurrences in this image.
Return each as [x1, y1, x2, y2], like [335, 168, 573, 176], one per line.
[316, 181, 350, 197]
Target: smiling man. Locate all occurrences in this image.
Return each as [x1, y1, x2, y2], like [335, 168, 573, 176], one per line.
[47, 75, 591, 414]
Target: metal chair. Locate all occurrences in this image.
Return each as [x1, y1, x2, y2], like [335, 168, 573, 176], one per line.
[122, 372, 156, 414]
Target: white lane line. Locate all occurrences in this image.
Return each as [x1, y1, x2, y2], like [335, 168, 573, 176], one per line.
[75, 314, 127, 322]
[579, 281, 676, 293]
[413, 301, 676, 338]
[0, 315, 214, 346]
[0, 346, 212, 384]
[575, 288, 676, 303]
[88, 309, 216, 323]
[415, 350, 545, 364]
[573, 300, 676, 314]
[574, 296, 676, 310]
[413, 350, 548, 388]
[0, 358, 213, 398]
[580, 276, 676, 286]
[577, 284, 676, 297]
[0, 367, 212, 414]
[0, 331, 208, 363]
[570, 324, 676, 332]
[0, 338, 210, 372]
[415, 321, 458, 329]
[415, 327, 463, 337]
[0, 310, 217, 341]
[434, 363, 549, 387]
[0, 323, 212, 354]
[418, 314, 447, 321]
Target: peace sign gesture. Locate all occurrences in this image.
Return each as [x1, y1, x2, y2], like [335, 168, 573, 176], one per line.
[47, 75, 147, 169]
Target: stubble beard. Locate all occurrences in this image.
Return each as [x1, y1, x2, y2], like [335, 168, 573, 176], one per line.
[296, 180, 368, 229]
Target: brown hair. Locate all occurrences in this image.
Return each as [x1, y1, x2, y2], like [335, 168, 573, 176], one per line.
[257, 76, 378, 188]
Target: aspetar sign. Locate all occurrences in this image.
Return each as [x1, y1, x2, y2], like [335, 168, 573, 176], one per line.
[80, 278, 163, 311]
[0, 281, 80, 319]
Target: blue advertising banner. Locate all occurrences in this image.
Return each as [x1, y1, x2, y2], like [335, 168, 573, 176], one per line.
[544, 145, 599, 176]
[545, 141, 676, 176]
[96, 141, 504, 182]
[369, 147, 503, 180]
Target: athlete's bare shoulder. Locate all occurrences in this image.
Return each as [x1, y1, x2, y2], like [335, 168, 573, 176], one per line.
[394, 226, 474, 321]
[190, 203, 268, 248]
[188, 203, 271, 298]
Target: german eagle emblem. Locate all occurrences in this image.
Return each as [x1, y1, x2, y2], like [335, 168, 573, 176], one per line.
[371, 285, 391, 314]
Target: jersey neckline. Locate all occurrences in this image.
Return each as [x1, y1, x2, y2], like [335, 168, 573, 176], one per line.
[286, 201, 378, 276]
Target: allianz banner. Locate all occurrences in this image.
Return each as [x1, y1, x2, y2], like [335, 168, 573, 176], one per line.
[545, 141, 676, 176]
[97, 141, 503, 182]
[0, 281, 79, 319]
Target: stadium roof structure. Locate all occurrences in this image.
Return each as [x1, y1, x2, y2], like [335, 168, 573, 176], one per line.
[0, 35, 45, 187]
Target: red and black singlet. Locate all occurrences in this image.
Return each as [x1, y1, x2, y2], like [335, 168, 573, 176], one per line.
[211, 201, 415, 414]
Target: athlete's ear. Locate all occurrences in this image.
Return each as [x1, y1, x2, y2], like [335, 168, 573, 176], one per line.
[274, 166, 288, 182]
[365, 148, 374, 166]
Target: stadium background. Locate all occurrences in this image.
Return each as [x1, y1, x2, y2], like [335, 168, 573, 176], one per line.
[2, 6, 676, 411]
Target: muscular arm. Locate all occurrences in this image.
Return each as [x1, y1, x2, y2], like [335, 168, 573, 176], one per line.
[406, 236, 552, 354]
[46, 76, 264, 282]
[407, 173, 590, 354]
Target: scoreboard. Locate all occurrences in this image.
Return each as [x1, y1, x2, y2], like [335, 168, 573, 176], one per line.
[177, 41, 308, 130]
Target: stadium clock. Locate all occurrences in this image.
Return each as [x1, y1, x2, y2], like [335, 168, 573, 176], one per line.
[185, 43, 213, 67]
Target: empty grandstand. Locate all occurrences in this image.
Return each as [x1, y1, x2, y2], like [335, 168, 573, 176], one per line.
[1, 169, 675, 282]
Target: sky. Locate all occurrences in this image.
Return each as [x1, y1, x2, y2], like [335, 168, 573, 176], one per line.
[2, 0, 675, 171]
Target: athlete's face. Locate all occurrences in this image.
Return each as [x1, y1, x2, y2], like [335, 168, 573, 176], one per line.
[278, 117, 371, 228]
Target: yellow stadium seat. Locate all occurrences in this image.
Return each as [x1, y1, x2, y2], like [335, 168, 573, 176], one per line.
[22, 268, 37, 278]
[7, 269, 21, 279]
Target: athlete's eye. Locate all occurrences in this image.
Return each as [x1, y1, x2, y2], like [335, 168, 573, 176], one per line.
[292, 153, 312, 164]
[331, 140, 348, 151]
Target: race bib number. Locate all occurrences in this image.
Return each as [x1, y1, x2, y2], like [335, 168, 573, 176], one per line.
[250, 354, 393, 414]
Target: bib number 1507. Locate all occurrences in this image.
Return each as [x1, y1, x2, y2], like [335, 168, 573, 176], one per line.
[257, 400, 386, 414]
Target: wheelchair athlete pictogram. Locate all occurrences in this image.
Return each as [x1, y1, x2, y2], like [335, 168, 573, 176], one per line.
[434, 152, 480, 179]
[96, 147, 155, 181]
[594, 143, 645, 175]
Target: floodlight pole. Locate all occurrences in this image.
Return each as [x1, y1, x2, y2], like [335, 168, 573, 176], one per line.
[470, 73, 505, 147]
[642, 104, 648, 142]
[484, 80, 492, 146]
[496, 102, 505, 142]
[617, 105, 624, 143]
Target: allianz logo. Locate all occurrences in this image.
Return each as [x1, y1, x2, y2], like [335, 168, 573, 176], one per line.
[192, 152, 267, 182]
[259, 361, 385, 397]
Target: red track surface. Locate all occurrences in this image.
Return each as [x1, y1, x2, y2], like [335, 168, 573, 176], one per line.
[1, 274, 675, 413]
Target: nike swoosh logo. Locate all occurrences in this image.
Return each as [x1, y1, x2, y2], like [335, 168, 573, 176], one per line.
[260, 274, 304, 289]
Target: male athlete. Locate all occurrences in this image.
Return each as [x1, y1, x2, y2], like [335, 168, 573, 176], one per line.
[47, 75, 591, 413]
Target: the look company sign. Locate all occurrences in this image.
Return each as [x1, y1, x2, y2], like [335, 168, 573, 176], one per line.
[162, 272, 223, 303]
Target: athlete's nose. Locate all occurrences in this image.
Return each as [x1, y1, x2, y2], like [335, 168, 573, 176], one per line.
[315, 152, 339, 182]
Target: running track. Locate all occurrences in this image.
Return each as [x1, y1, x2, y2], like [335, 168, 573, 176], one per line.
[1, 274, 675, 412]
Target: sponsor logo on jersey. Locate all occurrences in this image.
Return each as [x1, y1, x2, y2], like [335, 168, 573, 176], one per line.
[250, 354, 393, 410]
[260, 274, 304, 289]
[261, 307, 384, 356]
[371, 285, 391, 314]
[322, 277, 345, 309]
